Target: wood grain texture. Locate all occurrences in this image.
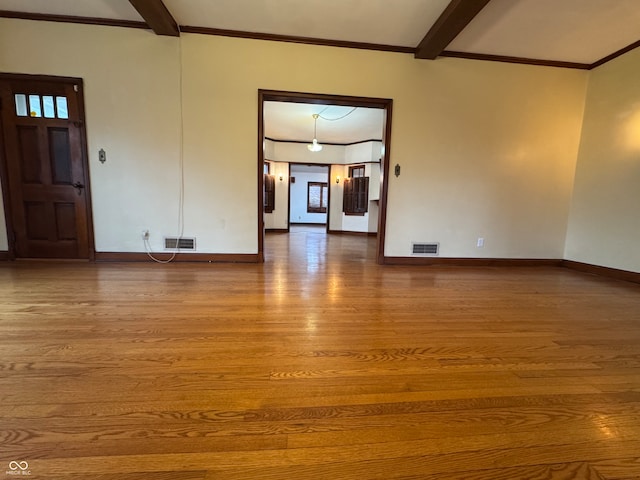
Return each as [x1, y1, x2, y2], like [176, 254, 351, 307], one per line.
[1, 225, 640, 479]
[128, 0, 179, 37]
[415, 0, 492, 59]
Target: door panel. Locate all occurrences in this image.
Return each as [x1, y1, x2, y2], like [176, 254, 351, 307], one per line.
[49, 128, 73, 184]
[17, 126, 41, 183]
[0, 76, 93, 259]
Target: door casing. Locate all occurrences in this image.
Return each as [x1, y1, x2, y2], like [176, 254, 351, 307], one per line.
[258, 90, 393, 264]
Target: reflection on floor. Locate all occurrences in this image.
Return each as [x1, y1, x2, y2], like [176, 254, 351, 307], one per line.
[3, 228, 640, 478]
[265, 225, 377, 269]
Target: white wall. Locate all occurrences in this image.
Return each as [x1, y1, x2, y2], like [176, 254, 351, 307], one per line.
[267, 141, 383, 234]
[273, 142, 345, 165]
[0, 18, 589, 261]
[264, 138, 276, 160]
[564, 47, 640, 273]
[345, 141, 382, 164]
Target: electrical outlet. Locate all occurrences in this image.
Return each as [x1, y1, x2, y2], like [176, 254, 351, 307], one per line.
[477, 237, 484, 248]
[142, 230, 150, 240]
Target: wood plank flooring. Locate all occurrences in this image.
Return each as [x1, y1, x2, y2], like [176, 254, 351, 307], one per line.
[2, 226, 640, 479]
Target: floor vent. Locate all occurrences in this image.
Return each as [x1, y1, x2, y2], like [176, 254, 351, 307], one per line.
[164, 237, 196, 250]
[412, 242, 439, 256]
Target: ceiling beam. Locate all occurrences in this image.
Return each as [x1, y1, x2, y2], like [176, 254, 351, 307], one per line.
[415, 0, 491, 59]
[129, 0, 179, 37]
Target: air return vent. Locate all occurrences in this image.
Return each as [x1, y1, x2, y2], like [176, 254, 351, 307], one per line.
[164, 237, 196, 251]
[412, 242, 439, 256]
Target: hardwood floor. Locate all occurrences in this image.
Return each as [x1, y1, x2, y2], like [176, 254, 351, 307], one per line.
[2, 226, 640, 479]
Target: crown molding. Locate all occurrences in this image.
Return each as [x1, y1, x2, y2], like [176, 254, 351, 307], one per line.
[180, 25, 416, 54]
[2, 10, 639, 70]
[265, 137, 382, 147]
[0, 9, 148, 30]
[440, 50, 591, 70]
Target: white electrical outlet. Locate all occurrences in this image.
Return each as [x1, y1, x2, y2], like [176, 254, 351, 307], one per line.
[142, 230, 150, 240]
[477, 237, 484, 247]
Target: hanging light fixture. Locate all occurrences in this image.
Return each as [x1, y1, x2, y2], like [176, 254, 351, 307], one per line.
[307, 113, 323, 152]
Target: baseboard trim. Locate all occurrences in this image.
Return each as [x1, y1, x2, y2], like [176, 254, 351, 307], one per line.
[383, 257, 563, 267]
[266, 228, 289, 234]
[328, 230, 377, 237]
[0, 251, 9, 261]
[95, 252, 260, 263]
[561, 260, 640, 284]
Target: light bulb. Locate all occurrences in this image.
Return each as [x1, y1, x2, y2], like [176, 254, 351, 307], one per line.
[307, 139, 323, 152]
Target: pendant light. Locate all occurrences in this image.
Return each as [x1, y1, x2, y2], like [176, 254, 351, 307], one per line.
[307, 114, 323, 152]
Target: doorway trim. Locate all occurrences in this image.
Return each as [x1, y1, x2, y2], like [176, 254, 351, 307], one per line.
[258, 89, 393, 264]
[0, 72, 95, 260]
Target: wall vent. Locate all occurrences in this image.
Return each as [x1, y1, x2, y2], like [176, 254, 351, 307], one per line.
[412, 242, 439, 256]
[164, 237, 196, 250]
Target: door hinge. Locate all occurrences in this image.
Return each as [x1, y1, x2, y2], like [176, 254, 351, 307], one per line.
[74, 84, 79, 92]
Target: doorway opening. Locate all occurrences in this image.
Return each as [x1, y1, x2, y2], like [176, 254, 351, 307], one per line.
[289, 164, 330, 228]
[258, 90, 393, 265]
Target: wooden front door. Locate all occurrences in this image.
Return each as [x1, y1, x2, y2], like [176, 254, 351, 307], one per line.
[0, 75, 93, 259]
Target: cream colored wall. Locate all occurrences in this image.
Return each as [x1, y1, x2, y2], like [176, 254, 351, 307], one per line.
[0, 19, 182, 253]
[385, 61, 587, 258]
[329, 165, 347, 231]
[182, 33, 588, 257]
[564, 48, 640, 273]
[264, 161, 289, 230]
[0, 18, 589, 259]
[264, 141, 289, 230]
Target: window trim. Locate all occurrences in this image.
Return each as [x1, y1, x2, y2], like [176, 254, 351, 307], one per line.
[349, 165, 365, 178]
[343, 165, 369, 216]
[307, 181, 328, 214]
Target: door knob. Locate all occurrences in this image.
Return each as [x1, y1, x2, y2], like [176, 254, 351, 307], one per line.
[72, 182, 85, 196]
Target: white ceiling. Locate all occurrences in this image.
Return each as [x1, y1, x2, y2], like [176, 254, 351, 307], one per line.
[448, 0, 640, 64]
[2, 0, 640, 142]
[0, 0, 142, 21]
[166, 0, 451, 48]
[1, 0, 639, 64]
[264, 103, 384, 144]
